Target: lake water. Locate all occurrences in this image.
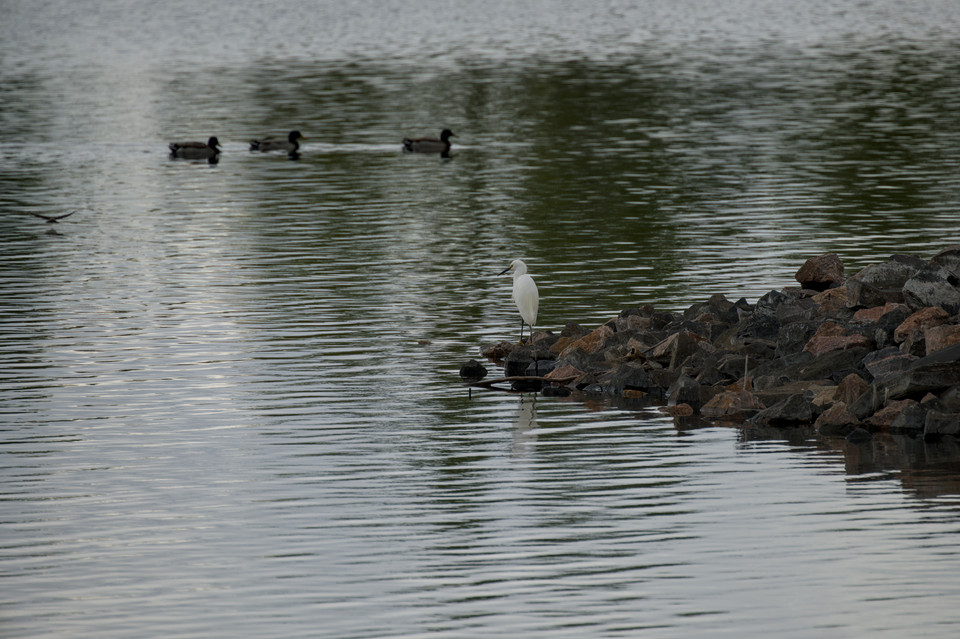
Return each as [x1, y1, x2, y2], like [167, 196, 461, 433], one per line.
[3, 1, 960, 637]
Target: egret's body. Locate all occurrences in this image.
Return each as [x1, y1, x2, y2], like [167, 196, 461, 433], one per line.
[499, 259, 539, 343]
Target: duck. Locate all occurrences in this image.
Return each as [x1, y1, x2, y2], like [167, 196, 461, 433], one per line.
[249, 130, 304, 153]
[169, 136, 221, 159]
[402, 129, 456, 154]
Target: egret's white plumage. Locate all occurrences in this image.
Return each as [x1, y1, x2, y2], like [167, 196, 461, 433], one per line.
[499, 259, 539, 343]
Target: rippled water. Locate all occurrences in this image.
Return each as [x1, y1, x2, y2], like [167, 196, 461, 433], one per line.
[3, 1, 960, 637]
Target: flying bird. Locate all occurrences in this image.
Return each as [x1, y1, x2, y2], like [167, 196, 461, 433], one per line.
[31, 210, 77, 224]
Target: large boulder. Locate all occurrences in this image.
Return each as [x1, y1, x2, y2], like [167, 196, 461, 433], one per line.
[894, 307, 951, 343]
[753, 393, 817, 427]
[815, 402, 861, 436]
[559, 324, 614, 358]
[924, 411, 960, 440]
[902, 267, 960, 314]
[834, 373, 869, 406]
[793, 345, 871, 382]
[666, 374, 717, 410]
[925, 324, 960, 356]
[598, 362, 655, 396]
[881, 344, 960, 400]
[701, 390, 765, 421]
[795, 253, 845, 291]
[889, 401, 927, 433]
[802, 321, 872, 357]
[930, 245, 960, 276]
[848, 254, 925, 289]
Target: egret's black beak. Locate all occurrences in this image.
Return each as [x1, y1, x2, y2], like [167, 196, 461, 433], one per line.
[498, 265, 512, 275]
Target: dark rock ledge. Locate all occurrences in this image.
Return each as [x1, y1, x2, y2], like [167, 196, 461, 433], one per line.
[469, 247, 960, 442]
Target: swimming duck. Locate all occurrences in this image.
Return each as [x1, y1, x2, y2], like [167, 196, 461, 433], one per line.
[402, 129, 456, 154]
[169, 137, 221, 159]
[249, 130, 304, 153]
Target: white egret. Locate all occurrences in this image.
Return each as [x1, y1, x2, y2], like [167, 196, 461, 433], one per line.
[499, 259, 539, 343]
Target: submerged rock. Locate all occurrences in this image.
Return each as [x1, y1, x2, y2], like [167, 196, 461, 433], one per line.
[459, 359, 488, 381]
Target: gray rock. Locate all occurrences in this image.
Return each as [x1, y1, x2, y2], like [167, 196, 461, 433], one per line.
[851, 255, 925, 289]
[752, 393, 816, 427]
[846, 427, 874, 443]
[717, 352, 751, 381]
[882, 361, 960, 400]
[776, 320, 820, 357]
[525, 359, 558, 377]
[890, 402, 927, 432]
[851, 384, 884, 420]
[862, 346, 918, 380]
[845, 278, 903, 308]
[667, 374, 715, 410]
[756, 290, 792, 318]
[938, 385, 960, 412]
[504, 344, 555, 377]
[902, 267, 960, 314]
[873, 305, 914, 349]
[599, 362, 653, 395]
[794, 346, 871, 382]
[931, 245, 960, 276]
[924, 411, 960, 440]
[459, 359, 488, 380]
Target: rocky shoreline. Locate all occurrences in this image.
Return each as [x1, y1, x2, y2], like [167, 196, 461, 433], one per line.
[468, 248, 960, 441]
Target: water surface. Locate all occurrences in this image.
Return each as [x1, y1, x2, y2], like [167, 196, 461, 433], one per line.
[3, 1, 960, 637]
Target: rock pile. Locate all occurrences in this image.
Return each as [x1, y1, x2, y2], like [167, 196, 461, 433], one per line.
[476, 248, 960, 440]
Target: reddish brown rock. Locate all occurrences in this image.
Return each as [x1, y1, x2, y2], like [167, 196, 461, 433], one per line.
[868, 399, 920, 429]
[549, 323, 589, 355]
[815, 402, 861, 435]
[894, 307, 951, 343]
[662, 403, 694, 417]
[754, 380, 834, 407]
[810, 385, 839, 409]
[834, 373, 869, 406]
[701, 390, 765, 421]
[811, 321, 847, 338]
[650, 330, 710, 368]
[546, 364, 585, 383]
[852, 302, 911, 323]
[559, 325, 614, 358]
[480, 341, 514, 361]
[925, 324, 960, 356]
[796, 253, 845, 291]
[803, 322, 872, 357]
[812, 286, 848, 315]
